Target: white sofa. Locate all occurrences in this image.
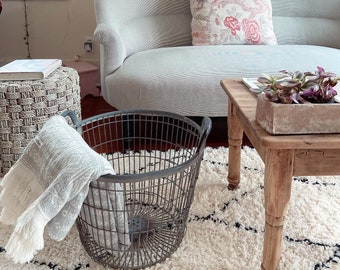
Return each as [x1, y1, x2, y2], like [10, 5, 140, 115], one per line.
[94, 0, 340, 117]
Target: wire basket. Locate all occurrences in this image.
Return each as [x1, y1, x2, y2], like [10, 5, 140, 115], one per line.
[63, 110, 211, 269]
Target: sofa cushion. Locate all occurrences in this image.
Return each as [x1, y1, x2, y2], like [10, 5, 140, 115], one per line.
[190, 0, 277, 46]
[104, 45, 340, 117]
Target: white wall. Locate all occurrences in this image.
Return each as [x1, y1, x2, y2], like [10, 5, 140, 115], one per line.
[0, 0, 99, 65]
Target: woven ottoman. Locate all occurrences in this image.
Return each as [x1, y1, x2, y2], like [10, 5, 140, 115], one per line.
[0, 67, 81, 176]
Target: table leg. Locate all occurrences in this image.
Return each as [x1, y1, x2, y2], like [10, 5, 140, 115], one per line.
[227, 101, 243, 190]
[262, 149, 294, 270]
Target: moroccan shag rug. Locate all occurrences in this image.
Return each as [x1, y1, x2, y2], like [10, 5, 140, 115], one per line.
[0, 146, 339, 270]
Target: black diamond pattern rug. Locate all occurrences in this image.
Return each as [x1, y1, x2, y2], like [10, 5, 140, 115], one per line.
[0, 147, 339, 269]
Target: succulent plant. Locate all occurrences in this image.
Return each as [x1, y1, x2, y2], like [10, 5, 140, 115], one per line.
[258, 67, 339, 104]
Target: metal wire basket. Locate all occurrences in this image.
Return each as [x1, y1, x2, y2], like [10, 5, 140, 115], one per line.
[63, 109, 211, 269]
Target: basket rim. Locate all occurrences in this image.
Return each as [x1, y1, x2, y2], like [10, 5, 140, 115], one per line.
[78, 109, 202, 129]
[62, 109, 211, 183]
[96, 153, 201, 183]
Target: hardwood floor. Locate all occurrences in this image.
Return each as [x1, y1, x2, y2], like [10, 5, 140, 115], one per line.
[81, 95, 251, 148]
[81, 95, 117, 119]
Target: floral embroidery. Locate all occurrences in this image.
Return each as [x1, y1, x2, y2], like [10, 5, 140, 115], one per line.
[190, 0, 277, 46]
[192, 32, 200, 38]
[224, 16, 241, 36]
[242, 19, 261, 44]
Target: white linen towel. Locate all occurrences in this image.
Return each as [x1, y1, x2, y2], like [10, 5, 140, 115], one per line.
[0, 115, 130, 264]
[83, 180, 131, 250]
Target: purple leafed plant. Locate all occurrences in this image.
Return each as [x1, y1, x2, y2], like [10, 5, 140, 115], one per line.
[258, 67, 339, 104]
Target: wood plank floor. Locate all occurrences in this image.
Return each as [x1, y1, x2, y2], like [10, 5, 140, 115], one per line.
[81, 95, 251, 148]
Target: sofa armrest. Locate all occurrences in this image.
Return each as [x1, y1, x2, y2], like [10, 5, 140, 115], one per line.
[94, 24, 127, 98]
[94, 23, 127, 72]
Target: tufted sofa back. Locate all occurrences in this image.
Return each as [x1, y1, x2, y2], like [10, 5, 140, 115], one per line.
[94, 0, 340, 61]
[271, 0, 340, 47]
[95, 0, 191, 57]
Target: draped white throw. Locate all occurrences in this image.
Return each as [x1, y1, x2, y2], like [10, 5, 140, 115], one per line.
[0, 116, 129, 264]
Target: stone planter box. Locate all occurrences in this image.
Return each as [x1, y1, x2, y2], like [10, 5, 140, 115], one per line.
[255, 93, 340, 135]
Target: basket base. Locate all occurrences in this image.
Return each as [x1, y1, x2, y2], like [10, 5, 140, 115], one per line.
[77, 204, 186, 269]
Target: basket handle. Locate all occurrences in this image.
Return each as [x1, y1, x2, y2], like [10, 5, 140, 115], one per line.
[198, 116, 212, 150]
[61, 110, 82, 133]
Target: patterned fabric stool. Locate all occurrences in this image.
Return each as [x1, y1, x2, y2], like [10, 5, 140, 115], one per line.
[0, 67, 81, 176]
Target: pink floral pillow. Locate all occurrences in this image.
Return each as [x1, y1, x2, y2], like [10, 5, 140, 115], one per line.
[190, 0, 277, 46]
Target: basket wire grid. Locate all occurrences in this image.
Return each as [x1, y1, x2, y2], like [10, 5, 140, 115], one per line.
[63, 110, 211, 269]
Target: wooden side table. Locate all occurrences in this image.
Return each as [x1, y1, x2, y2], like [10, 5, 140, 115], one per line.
[220, 79, 340, 270]
[0, 67, 81, 176]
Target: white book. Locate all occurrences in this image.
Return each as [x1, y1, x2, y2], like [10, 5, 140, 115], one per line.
[242, 77, 266, 93]
[0, 59, 62, 81]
